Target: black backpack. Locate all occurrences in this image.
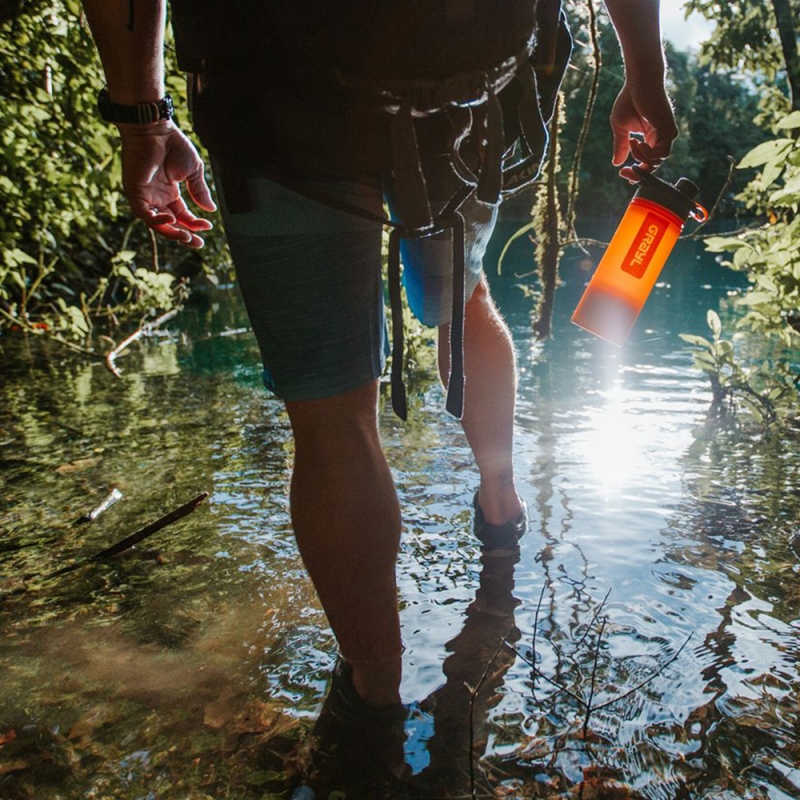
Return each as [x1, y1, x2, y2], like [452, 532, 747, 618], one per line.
[170, 0, 572, 418]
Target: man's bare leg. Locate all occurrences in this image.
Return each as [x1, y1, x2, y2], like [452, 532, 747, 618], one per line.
[438, 278, 522, 525]
[285, 380, 403, 707]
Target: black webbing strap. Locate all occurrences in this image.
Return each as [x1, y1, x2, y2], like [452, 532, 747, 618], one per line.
[391, 103, 434, 232]
[387, 229, 407, 420]
[445, 211, 467, 419]
[385, 192, 472, 421]
[476, 87, 505, 205]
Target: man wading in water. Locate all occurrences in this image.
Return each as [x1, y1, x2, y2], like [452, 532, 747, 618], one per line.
[80, 0, 677, 790]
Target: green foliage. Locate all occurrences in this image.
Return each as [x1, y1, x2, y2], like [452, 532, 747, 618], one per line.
[685, 115, 800, 426]
[684, 0, 795, 121]
[684, 0, 787, 78]
[704, 117, 800, 344]
[0, 0, 226, 342]
[680, 310, 799, 427]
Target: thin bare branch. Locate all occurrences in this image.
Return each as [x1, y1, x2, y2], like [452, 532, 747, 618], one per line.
[88, 491, 209, 560]
[590, 631, 694, 714]
[469, 636, 509, 799]
[0, 306, 100, 358]
[573, 587, 612, 653]
[504, 639, 588, 708]
[582, 615, 607, 739]
[531, 582, 547, 701]
[105, 307, 179, 378]
[149, 227, 159, 271]
[0, 492, 209, 603]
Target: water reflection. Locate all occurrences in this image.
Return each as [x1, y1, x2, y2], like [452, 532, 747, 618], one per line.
[0, 239, 798, 798]
[414, 546, 522, 797]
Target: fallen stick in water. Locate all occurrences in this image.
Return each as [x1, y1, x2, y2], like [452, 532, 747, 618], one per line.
[57, 491, 209, 572]
[0, 492, 209, 600]
[105, 307, 179, 378]
[75, 487, 124, 525]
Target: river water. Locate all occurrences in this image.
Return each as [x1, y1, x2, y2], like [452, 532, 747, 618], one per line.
[0, 229, 798, 799]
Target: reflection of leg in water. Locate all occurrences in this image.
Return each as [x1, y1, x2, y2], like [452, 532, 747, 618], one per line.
[416, 546, 522, 797]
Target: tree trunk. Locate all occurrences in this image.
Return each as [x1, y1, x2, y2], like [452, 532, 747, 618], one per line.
[771, 0, 800, 111]
[532, 94, 563, 341]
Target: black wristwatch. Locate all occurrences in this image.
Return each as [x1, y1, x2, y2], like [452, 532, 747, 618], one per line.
[97, 88, 174, 125]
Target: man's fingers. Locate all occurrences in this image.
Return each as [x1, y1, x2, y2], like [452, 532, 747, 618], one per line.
[129, 196, 176, 226]
[168, 196, 214, 231]
[619, 163, 656, 183]
[645, 125, 678, 160]
[152, 221, 204, 248]
[611, 125, 631, 167]
[630, 138, 665, 168]
[128, 196, 207, 248]
[186, 166, 217, 213]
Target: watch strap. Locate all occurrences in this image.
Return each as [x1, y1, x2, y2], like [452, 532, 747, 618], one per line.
[97, 88, 174, 125]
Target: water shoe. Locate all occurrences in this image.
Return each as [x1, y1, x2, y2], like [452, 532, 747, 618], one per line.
[472, 490, 528, 551]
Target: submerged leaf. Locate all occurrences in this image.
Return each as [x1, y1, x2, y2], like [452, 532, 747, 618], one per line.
[55, 457, 101, 474]
[0, 730, 16, 748]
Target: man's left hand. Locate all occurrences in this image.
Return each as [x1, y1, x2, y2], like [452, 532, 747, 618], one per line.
[610, 77, 678, 183]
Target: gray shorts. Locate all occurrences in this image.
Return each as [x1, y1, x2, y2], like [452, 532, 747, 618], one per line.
[217, 164, 498, 402]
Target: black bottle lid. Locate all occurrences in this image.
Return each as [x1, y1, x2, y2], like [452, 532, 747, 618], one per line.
[631, 165, 700, 222]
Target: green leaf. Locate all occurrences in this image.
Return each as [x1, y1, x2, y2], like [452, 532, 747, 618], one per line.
[762, 157, 785, 188]
[8, 270, 26, 289]
[7, 248, 37, 266]
[679, 333, 711, 348]
[694, 352, 717, 371]
[770, 171, 800, 204]
[713, 339, 734, 357]
[757, 273, 780, 293]
[776, 111, 800, 129]
[707, 309, 722, 338]
[703, 236, 749, 252]
[737, 291, 774, 306]
[737, 139, 794, 170]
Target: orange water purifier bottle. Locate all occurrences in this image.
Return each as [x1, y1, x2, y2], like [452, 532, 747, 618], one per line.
[572, 168, 707, 346]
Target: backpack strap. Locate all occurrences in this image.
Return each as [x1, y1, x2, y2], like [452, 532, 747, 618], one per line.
[475, 86, 505, 206]
[444, 211, 467, 418]
[501, 7, 573, 197]
[391, 103, 434, 232]
[386, 186, 473, 421]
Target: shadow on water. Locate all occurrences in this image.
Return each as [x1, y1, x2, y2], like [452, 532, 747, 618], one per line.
[0, 229, 799, 798]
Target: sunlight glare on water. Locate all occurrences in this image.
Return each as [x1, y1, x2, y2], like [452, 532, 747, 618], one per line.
[582, 381, 645, 493]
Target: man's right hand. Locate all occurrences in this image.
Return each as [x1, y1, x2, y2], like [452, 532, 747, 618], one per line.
[118, 121, 217, 248]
